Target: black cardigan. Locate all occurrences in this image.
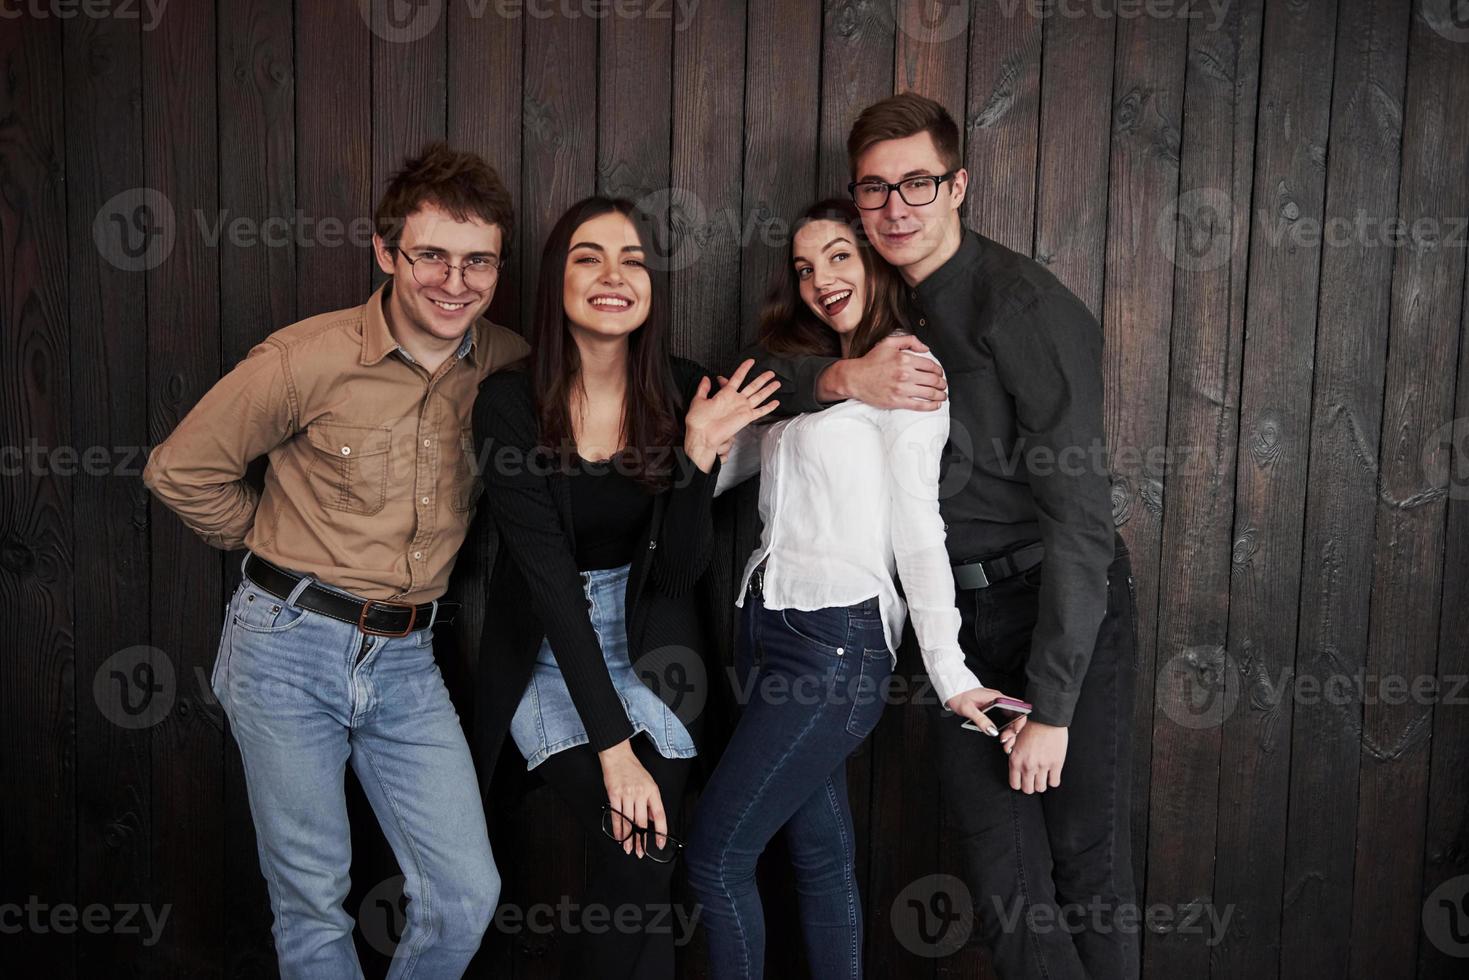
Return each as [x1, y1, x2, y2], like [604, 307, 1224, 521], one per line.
[471, 355, 721, 789]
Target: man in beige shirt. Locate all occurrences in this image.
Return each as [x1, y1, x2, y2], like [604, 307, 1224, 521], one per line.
[143, 142, 526, 978]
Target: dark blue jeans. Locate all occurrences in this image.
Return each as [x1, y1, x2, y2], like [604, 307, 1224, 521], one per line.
[687, 585, 892, 980]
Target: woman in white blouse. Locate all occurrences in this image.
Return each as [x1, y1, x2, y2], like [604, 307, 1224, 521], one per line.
[685, 199, 1023, 980]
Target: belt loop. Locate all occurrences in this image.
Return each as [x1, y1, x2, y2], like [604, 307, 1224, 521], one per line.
[240, 551, 252, 577]
[284, 575, 313, 609]
[426, 599, 439, 630]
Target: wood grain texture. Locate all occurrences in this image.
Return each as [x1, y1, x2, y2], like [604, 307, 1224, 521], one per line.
[5, 1, 1467, 976]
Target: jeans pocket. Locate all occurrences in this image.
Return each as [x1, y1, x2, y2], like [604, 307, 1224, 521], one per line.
[778, 606, 850, 653]
[210, 622, 233, 706]
[232, 588, 310, 634]
[845, 647, 892, 739]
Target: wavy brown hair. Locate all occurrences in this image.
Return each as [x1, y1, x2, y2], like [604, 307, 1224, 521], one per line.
[530, 196, 681, 493]
[757, 198, 912, 359]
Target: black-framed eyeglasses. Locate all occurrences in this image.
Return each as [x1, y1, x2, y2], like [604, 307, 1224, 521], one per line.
[391, 246, 501, 292]
[847, 171, 957, 210]
[600, 805, 685, 864]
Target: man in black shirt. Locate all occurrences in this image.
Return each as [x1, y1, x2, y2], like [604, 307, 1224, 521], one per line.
[749, 93, 1140, 979]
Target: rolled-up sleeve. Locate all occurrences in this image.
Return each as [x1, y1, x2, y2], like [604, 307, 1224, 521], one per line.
[142, 339, 298, 550]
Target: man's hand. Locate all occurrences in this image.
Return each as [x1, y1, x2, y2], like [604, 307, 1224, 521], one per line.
[814, 334, 948, 409]
[1006, 720, 1068, 794]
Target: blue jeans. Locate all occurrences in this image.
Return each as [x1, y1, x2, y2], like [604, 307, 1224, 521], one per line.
[212, 559, 499, 979]
[686, 587, 891, 980]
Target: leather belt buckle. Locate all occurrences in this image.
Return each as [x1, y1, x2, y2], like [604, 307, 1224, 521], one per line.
[358, 599, 417, 637]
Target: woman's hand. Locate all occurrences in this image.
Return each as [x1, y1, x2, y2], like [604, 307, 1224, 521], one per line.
[945, 686, 1027, 751]
[683, 359, 781, 472]
[598, 740, 667, 858]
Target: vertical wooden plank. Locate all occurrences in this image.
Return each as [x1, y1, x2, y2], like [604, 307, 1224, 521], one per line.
[1279, 1, 1410, 977]
[294, 4, 379, 974]
[140, 0, 225, 971]
[1419, 209, 1469, 980]
[62, 6, 152, 976]
[1348, 3, 1469, 974]
[1148, 1, 1267, 962]
[1033, 1, 1117, 317]
[892, 0, 969, 111]
[670, 5, 747, 973]
[510, 8, 596, 977]
[448, 10, 524, 330]
[819, 0, 893, 193]
[1147, 0, 1335, 978]
[296, 0, 371, 315]
[446, 11, 523, 973]
[1098, 0, 1189, 938]
[0, 10, 75, 977]
[216, 0, 297, 973]
[519, 8, 596, 329]
[738, 2, 822, 974]
[963, 0, 1042, 254]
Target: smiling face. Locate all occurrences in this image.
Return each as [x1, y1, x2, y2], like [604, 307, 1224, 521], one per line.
[562, 211, 651, 339]
[372, 201, 503, 344]
[793, 219, 868, 340]
[852, 130, 967, 284]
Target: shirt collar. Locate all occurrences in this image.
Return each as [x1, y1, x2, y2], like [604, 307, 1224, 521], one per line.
[913, 225, 984, 305]
[360, 279, 478, 368]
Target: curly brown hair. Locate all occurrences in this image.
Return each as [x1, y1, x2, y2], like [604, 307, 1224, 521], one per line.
[374, 141, 515, 253]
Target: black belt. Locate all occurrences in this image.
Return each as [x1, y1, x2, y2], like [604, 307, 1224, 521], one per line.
[951, 543, 1044, 591]
[243, 553, 456, 637]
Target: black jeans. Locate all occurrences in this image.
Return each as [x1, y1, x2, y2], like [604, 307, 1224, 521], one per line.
[534, 733, 694, 980]
[928, 537, 1139, 980]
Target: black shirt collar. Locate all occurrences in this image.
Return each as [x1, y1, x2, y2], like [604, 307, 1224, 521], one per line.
[912, 225, 985, 305]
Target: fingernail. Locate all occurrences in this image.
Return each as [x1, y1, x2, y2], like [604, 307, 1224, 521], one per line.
[986, 726, 999, 736]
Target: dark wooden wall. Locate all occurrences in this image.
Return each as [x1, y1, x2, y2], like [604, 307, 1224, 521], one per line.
[3, 0, 1468, 977]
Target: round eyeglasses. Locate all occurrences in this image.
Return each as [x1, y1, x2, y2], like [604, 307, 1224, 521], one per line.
[600, 804, 684, 864]
[392, 246, 501, 292]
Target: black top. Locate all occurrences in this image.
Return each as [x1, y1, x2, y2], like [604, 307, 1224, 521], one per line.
[471, 356, 720, 786]
[568, 454, 654, 570]
[748, 227, 1115, 728]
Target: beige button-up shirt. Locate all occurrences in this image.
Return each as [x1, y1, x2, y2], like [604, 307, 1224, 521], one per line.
[142, 280, 530, 603]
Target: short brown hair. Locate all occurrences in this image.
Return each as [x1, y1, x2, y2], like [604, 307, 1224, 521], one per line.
[374, 141, 515, 253]
[846, 92, 961, 178]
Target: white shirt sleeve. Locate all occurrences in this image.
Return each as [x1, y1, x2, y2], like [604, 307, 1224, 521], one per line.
[714, 424, 763, 498]
[877, 383, 984, 707]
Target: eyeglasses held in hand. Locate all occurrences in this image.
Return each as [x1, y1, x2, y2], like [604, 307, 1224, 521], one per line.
[600, 804, 685, 864]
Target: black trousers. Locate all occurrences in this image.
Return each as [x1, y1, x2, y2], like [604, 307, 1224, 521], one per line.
[928, 537, 1140, 980]
[533, 733, 694, 980]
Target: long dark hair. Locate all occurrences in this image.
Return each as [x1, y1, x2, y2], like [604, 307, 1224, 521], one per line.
[757, 198, 912, 359]
[530, 196, 681, 493]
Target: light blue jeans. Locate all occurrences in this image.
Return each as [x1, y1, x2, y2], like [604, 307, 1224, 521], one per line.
[510, 562, 696, 769]
[212, 559, 499, 978]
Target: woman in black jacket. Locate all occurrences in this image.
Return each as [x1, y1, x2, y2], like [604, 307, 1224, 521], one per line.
[471, 195, 778, 978]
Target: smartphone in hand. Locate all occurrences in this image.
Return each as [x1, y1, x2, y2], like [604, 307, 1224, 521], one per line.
[960, 697, 1033, 733]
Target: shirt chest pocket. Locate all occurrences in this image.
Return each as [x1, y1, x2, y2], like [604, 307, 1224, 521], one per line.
[451, 425, 484, 513]
[304, 421, 393, 515]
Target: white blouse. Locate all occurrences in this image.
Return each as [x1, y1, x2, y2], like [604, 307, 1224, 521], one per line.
[715, 350, 983, 706]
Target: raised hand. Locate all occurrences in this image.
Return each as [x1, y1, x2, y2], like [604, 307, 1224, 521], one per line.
[683, 359, 781, 472]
